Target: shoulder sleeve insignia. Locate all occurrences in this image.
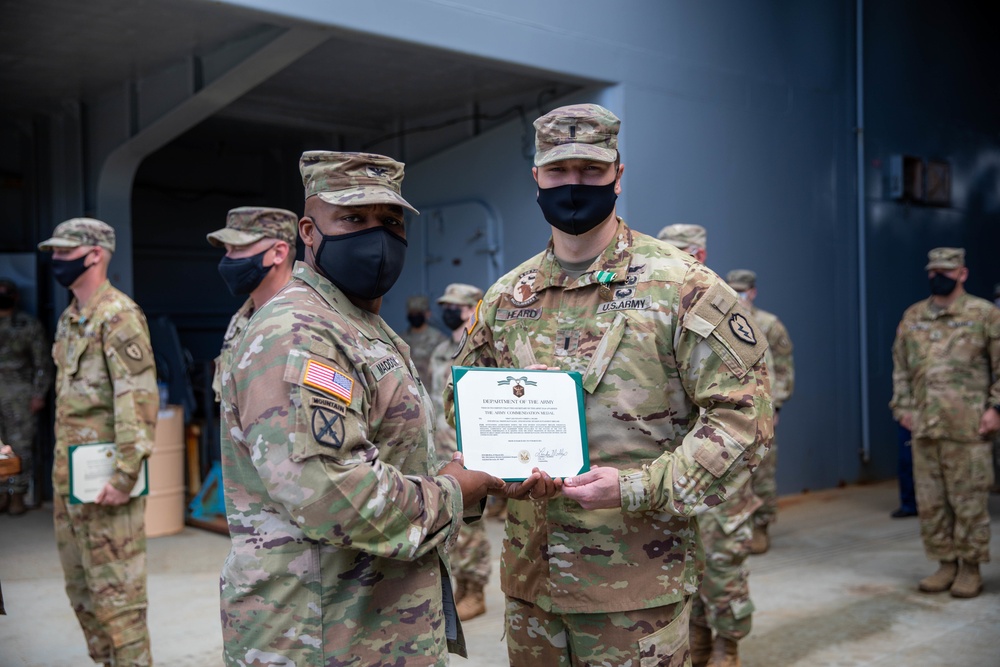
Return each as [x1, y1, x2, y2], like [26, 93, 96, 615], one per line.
[311, 406, 346, 448]
[302, 358, 354, 404]
[124, 342, 144, 361]
[729, 313, 757, 345]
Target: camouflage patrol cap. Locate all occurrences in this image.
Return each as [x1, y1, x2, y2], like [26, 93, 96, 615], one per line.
[299, 151, 418, 214]
[38, 218, 116, 253]
[406, 295, 430, 311]
[657, 224, 707, 250]
[207, 206, 298, 248]
[437, 283, 484, 307]
[726, 269, 757, 291]
[533, 104, 620, 167]
[924, 247, 965, 271]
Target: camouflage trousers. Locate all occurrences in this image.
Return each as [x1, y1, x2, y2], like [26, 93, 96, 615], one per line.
[451, 519, 491, 585]
[752, 434, 777, 527]
[53, 493, 152, 666]
[0, 384, 38, 493]
[912, 439, 993, 564]
[691, 511, 754, 641]
[505, 595, 691, 667]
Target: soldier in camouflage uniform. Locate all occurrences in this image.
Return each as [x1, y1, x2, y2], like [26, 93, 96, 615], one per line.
[218, 151, 513, 667]
[726, 269, 795, 555]
[658, 223, 707, 264]
[206, 206, 297, 402]
[39, 218, 158, 666]
[657, 229, 763, 667]
[0, 278, 53, 515]
[445, 104, 773, 666]
[401, 294, 446, 384]
[890, 247, 1000, 599]
[428, 282, 492, 622]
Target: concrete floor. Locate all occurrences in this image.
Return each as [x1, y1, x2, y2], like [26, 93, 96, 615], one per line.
[1, 481, 998, 667]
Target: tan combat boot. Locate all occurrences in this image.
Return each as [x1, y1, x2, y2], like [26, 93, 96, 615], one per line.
[456, 581, 486, 621]
[453, 578, 468, 606]
[706, 635, 740, 667]
[690, 622, 713, 667]
[918, 560, 958, 593]
[0, 490, 9, 513]
[7, 492, 26, 516]
[949, 561, 982, 598]
[749, 524, 769, 555]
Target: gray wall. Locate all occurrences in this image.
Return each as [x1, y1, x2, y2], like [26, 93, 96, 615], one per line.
[863, 1, 1000, 473]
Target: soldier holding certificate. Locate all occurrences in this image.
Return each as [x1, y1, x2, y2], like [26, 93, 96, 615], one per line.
[39, 218, 158, 667]
[446, 104, 773, 666]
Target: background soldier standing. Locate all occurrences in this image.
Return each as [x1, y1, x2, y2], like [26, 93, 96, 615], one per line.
[890, 247, 999, 598]
[428, 282, 491, 621]
[725, 269, 794, 554]
[206, 206, 297, 402]
[39, 218, 158, 666]
[401, 294, 445, 383]
[218, 151, 515, 666]
[660, 234, 762, 667]
[657, 223, 708, 263]
[446, 104, 773, 666]
[0, 278, 53, 515]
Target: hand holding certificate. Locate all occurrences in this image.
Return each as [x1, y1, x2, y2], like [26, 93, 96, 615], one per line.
[68, 443, 148, 505]
[452, 367, 589, 481]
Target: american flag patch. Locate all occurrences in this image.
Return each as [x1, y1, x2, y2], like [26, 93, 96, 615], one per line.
[303, 359, 353, 404]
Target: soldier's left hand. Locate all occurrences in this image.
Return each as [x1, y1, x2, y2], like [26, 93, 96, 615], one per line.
[978, 408, 1000, 438]
[561, 466, 622, 510]
[95, 482, 131, 506]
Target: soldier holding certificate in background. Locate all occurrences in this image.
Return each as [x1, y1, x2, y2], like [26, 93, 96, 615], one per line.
[39, 218, 158, 667]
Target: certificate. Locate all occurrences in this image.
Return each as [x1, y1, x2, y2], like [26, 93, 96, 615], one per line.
[68, 443, 148, 504]
[452, 367, 589, 481]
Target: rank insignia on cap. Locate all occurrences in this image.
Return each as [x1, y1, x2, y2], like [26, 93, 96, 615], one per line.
[366, 165, 390, 178]
[729, 313, 757, 345]
[303, 359, 354, 404]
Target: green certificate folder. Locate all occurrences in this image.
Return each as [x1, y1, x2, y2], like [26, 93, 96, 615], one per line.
[68, 443, 149, 504]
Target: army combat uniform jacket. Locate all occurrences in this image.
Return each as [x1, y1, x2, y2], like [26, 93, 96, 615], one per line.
[890, 293, 1000, 442]
[0, 310, 53, 398]
[212, 297, 254, 402]
[219, 262, 468, 666]
[51, 280, 157, 495]
[749, 306, 794, 409]
[447, 219, 773, 614]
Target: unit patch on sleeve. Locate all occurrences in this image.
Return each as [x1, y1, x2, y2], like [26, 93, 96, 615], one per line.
[302, 358, 354, 404]
[311, 406, 346, 448]
[728, 313, 757, 345]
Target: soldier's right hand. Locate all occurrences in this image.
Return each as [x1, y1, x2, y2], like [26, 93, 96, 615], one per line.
[439, 452, 505, 509]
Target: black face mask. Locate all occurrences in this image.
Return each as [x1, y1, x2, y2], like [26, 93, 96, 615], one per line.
[314, 226, 408, 300]
[407, 312, 427, 328]
[536, 180, 618, 236]
[52, 255, 92, 288]
[218, 249, 272, 296]
[441, 307, 465, 331]
[929, 273, 958, 296]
